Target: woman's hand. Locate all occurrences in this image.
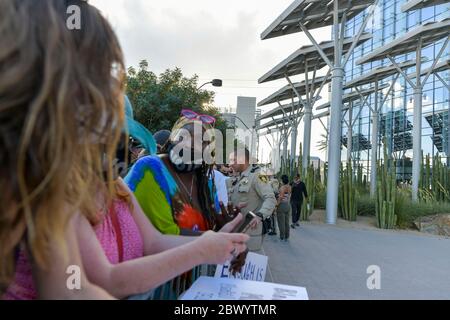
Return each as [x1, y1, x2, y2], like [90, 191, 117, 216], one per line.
[249, 217, 260, 230]
[195, 231, 249, 265]
[215, 202, 246, 230]
[218, 213, 243, 233]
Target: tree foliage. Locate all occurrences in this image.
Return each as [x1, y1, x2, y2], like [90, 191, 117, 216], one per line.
[126, 60, 229, 137]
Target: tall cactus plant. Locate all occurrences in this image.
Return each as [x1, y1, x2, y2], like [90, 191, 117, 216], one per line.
[338, 161, 358, 221]
[298, 142, 303, 179]
[375, 142, 397, 229]
[419, 153, 450, 203]
[301, 162, 316, 221]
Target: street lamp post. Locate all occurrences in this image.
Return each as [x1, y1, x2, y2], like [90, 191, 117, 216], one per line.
[198, 79, 223, 90]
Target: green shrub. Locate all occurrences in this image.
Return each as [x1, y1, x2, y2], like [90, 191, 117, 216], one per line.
[314, 189, 326, 209]
[356, 194, 376, 216]
[397, 200, 450, 228]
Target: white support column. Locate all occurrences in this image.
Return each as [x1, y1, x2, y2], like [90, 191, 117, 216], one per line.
[448, 95, 450, 168]
[291, 121, 298, 171]
[412, 86, 423, 202]
[387, 53, 422, 201]
[412, 40, 423, 202]
[283, 134, 289, 164]
[302, 65, 312, 173]
[370, 81, 379, 197]
[325, 0, 344, 225]
[347, 101, 353, 162]
[303, 105, 313, 173]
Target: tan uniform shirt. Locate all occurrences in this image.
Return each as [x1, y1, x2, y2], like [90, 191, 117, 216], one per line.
[228, 166, 277, 251]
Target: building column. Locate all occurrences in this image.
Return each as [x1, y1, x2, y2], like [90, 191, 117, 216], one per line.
[303, 106, 313, 173]
[326, 66, 345, 225]
[290, 123, 298, 173]
[347, 101, 353, 162]
[412, 86, 423, 202]
[370, 82, 379, 197]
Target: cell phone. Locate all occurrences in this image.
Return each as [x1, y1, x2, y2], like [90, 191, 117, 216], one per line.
[233, 211, 259, 234]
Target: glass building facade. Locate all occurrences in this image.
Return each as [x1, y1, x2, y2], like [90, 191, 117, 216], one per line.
[341, 0, 450, 181]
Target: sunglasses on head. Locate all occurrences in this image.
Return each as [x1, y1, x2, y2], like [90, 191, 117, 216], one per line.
[181, 109, 216, 125]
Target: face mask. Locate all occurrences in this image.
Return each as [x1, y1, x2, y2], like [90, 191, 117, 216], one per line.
[168, 143, 202, 173]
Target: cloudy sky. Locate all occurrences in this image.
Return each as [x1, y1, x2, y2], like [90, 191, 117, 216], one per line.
[90, 0, 332, 161]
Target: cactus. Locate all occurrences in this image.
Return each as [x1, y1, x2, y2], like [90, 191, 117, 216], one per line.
[315, 160, 323, 184]
[425, 154, 431, 194]
[357, 164, 363, 189]
[419, 150, 425, 190]
[375, 142, 397, 229]
[301, 161, 316, 221]
[298, 142, 303, 179]
[338, 161, 358, 221]
[418, 153, 450, 203]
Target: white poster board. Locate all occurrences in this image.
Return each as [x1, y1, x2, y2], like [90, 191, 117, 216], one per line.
[180, 276, 309, 300]
[214, 252, 268, 282]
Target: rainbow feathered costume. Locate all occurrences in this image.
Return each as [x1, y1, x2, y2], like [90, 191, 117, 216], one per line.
[125, 155, 220, 235]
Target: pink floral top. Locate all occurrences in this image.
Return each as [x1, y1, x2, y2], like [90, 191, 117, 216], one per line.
[2, 199, 144, 300]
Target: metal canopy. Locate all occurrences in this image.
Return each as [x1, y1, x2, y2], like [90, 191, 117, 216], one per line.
[258, 116, 297, 131]
[259, 34, 371, 84]
[259, 0, 380, 225]
[431, 59, 450, 73]
[259, 102, 301, 121]
[411, 58, 450, 91]
[258, 76, 329, 107]
[315, 85, 388, 111]
[357, 19, 450, 65]
[261, 0, 374, 40]
[345, 61, 416, 89]
[416, 58, 450, 75]
[401, 0, 450, 12]
[312, 105, 351, 119]
[312, 110, 332, 120]
[355, 19, 450, 201]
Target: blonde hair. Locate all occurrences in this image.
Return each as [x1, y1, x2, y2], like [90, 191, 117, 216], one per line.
[0, 0, 125, 291]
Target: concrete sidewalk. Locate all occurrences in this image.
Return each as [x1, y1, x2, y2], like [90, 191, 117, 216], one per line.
[262, 222, 450, 299]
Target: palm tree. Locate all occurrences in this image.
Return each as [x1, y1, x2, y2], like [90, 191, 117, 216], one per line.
[316, 133, 328, 152]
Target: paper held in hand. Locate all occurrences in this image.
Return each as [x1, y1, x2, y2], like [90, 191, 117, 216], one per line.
[214, 252, 268, 282]
[180, 276, 309, 300]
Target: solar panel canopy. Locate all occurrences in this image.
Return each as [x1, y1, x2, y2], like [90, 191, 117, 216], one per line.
[401, 0, 450, 13]
[261, 0, 375, 40]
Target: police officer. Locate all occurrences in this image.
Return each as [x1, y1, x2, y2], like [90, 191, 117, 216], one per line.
[228, 147, 277, 252]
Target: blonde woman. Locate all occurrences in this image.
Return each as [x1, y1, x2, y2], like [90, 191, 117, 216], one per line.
[0, 0, 124, 299]
[1, 0, 248, 300]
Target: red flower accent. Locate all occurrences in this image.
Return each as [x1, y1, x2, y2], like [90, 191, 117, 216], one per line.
[176, 204, 207, 231]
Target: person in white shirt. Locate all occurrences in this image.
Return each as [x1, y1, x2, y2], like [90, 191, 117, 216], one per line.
[214, 167, 229, 206]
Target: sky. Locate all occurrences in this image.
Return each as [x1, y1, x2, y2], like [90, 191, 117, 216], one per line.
[90, 0, 332, 162]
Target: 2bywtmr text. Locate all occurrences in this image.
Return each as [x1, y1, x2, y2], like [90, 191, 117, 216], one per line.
[174, 304, 277, 317]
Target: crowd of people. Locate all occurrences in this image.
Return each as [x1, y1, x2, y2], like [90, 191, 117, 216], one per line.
[214, 161, 309, 245]
[0, 1, 310, 300]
